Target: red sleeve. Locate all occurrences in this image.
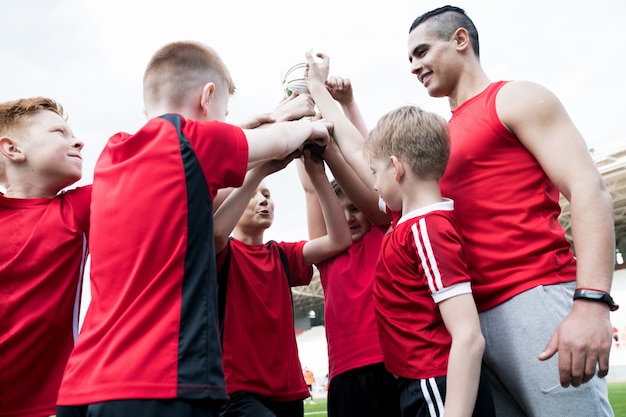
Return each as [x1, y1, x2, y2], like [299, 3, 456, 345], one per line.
[184, 120, 248, 197]
[60, 185, 92, 237]
[411, 213, 472, 302]
[276, 241, 313, 287]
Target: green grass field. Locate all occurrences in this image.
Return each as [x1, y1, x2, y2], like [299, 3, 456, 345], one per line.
[304, 396, 328, 416]
[610, 382, 626, 417]
[303, 382, 626, 417]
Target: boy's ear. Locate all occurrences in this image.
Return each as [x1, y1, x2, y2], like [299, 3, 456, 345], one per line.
[200, 82, 216, 116]
[390, 156, 404, 182]
[0, 137, 26, 162]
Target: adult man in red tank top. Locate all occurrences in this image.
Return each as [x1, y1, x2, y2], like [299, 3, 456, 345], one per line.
[408, 5, 616, 417]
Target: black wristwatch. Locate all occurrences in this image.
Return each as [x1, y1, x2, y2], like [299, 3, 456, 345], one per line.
[573, 289, 619, 312]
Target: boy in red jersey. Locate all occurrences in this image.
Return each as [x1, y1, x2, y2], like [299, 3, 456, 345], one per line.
[296, 76, 399, 417]
[0, 97, 90, 417]
[407, 6, 616, 416]
[213, 147, 351, 417]
[305, 53, 495, 417]
[56, 41, 332, 417]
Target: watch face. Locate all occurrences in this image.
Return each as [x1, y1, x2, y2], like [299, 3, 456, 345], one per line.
[588, 291, 604, 300]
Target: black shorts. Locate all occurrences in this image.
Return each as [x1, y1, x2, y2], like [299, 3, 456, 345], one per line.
[219, 391, 303, 417]
[327, 362, 401, 417]
[396, 371, 495, 417]
[57, 398, 221, 417]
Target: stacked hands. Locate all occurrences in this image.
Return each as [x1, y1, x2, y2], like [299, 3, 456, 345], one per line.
[241, 52, 351, 163]
[261, 51, 357, 161]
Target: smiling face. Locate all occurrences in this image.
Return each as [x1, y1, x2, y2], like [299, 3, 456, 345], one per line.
[7, 109, 84, 195]
[407, 24, 462, 99]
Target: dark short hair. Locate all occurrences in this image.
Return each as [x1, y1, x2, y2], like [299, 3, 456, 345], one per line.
[409, 5, 480, 58]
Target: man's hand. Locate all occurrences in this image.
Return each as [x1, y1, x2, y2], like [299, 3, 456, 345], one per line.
[538, 300, 612, 387]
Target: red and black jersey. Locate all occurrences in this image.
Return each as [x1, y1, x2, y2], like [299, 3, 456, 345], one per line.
[58, 114, 247, 405]
[441, 81, 576, 312]
[217, 238, 312, 402]
[373, 200, 472, 380]
[0, 186, 91, 417]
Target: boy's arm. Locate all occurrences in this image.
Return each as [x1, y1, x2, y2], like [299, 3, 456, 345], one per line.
[305, 52, 374, 190]
[438, 293, 486, 417]
[300, 150, 352, 265]
[213, 188, 234, 213]
[295, 158, 327, 240]
[323, 139, 390, 227]
[216, 95, 317, 213]
[214, 155, 296, 253]
[323, 75, 389, 226]
[326, 75, 369, 138]
[243, 119, 331, 170]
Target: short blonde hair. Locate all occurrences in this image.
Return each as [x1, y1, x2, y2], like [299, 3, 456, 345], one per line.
[0, 97, 66, 184]
[0, 97, 66, 137]
[143, 41, 236, 108]
[365, 105, 449, 180]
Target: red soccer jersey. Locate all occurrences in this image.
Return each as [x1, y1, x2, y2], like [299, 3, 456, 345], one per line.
[316, 226, 386, 380]
[58, 115, 247, 405]
[0, 186, 90, 417]
[373, 200, 472, 379]
[217, 238, 312, 402]
[441, 81, 576, 312]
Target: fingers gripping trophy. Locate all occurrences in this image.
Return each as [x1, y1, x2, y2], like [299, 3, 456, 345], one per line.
[281, 60, 326, 155]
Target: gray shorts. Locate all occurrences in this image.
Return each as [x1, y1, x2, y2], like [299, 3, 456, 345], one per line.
[479, 282, 614, 416]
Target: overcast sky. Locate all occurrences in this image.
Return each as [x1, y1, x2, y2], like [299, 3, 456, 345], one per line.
[2, 0, 625, 242]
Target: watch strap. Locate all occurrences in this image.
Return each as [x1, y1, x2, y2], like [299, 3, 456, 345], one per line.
[573, 288, 619, 312]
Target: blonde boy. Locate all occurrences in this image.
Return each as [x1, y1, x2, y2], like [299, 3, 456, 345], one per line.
[305, 53, 495, 417]
[0, 97, 90, 417]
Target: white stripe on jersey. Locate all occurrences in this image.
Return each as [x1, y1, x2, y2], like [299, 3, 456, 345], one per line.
[412, 219, 443, 293]
[72, 234, 89, 342]
[421, 377, 445, 416]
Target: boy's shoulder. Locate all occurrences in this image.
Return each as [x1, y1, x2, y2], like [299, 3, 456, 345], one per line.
[58, 184, 92, 202]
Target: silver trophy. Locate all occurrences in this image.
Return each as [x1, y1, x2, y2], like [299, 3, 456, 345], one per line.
[281, 62, 309, 97]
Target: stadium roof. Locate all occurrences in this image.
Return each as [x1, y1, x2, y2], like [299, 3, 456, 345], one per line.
[559, 144, 626, 256]
[293, 144, 626, 322]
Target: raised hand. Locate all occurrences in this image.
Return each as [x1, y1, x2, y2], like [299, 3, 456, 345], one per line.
[305, 51, 330, 87]
[326, 76, 354, 105]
